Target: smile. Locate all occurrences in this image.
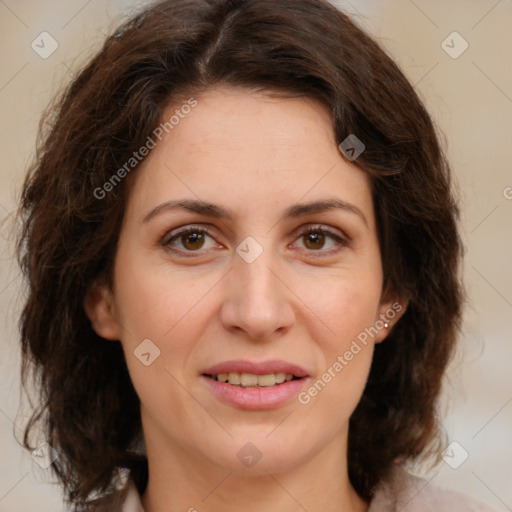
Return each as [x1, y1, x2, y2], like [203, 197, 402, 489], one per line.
[204, 372, 300, 388]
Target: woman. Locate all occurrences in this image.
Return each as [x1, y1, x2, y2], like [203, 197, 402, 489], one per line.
[15, 0, 496, 511]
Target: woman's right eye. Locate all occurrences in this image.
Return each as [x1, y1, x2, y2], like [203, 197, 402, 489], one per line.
[161, 225, 348, 258]
[161, 223, 349, 259]
[161, 225, 220, 256]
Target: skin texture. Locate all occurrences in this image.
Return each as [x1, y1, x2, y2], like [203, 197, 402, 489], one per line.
[85, 85, 406, 512]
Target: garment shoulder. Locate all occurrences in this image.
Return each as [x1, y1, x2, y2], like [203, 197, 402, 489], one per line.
[119, 479, 145, 512]
[87, 479, 144, 512]
[118, 467, 499, 512]
[369, 465, 499, 512]
[404, 476, 498, 511]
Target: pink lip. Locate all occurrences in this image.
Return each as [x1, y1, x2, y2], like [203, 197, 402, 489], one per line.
[202, 375, 309, 410]
[201, 359, 309, 377]
[201, 359, 310, 411]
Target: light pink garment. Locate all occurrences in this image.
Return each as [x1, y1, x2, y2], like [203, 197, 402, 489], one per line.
[119, 465, 498, 512]
[367, 465, 498, 512]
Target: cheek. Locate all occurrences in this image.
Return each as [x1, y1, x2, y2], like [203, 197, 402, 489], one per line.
[115, 267, 207, 435]
[295, 273, 381, 409]
[111, 250, 212, 402]
[306, 271, 382, 347]
[113, 246, 215, 343]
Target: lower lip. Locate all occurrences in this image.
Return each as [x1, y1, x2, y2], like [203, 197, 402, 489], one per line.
[202, 375, 308, 410]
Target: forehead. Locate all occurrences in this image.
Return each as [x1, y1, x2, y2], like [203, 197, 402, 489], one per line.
[166, 86, 337, 164]
[127, 85, 374, 227]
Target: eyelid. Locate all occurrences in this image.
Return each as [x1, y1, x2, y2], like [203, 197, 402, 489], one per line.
[160, 222, 350, 257]
[289, 224, 350, 257]
[290, 223, 349, 244]
[160, 224, 219, 252]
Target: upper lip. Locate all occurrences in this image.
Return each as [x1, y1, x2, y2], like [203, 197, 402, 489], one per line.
[202, 359, 309, 378]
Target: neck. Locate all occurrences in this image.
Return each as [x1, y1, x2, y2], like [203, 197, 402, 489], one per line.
[140, 425, 368, 512]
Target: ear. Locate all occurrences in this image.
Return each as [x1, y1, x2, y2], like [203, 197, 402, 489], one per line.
[373, 291, 409, 344]
[83, 281, 121, 341]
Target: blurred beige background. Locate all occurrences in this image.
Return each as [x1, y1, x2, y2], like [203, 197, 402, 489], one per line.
[0, 0, 511, 510]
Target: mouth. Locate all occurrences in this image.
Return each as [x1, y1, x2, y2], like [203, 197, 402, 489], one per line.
[203, 372, 302, 388]
[200, 360, 310, 410]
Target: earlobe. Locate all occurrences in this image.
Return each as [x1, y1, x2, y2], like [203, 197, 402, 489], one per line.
[374, 297, 409, 344]
[83, 282, 121, 341]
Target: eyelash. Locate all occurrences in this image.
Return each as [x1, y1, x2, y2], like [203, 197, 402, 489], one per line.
[160, 224, 349, 258]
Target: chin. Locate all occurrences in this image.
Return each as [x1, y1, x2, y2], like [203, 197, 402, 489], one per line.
[197, 431, 318, 475]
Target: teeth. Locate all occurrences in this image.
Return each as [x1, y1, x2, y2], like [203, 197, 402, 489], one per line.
[240, 373, 259, 387]
[228, 372, 240, 385]
[275, 372, 286, 384]
[256, 374, 275, 387]
[213, 372, 298, 387]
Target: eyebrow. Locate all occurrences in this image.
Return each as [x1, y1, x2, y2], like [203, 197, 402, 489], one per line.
[142, 197, 368, 227]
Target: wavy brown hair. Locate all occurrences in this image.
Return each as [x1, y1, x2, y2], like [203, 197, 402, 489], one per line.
[15, 0, 463, 509]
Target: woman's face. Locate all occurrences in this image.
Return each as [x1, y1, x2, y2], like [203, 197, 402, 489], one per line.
[86, 85, 402, 475]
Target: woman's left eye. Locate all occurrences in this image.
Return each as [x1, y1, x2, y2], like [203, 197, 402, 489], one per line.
[291, 225, 348, 255]
[161, 224, 348, 257]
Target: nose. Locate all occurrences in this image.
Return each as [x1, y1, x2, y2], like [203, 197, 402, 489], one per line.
[219, 245, 295, 341]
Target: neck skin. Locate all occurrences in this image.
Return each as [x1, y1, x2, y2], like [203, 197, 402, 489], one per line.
[140, 412, 369, 512]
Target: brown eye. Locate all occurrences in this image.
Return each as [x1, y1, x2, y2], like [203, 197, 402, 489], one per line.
[293, 225, 349, 256]
[303, 231, 326, 250]
[181, 231, 206, 250]
[162, 225, 219, 255]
